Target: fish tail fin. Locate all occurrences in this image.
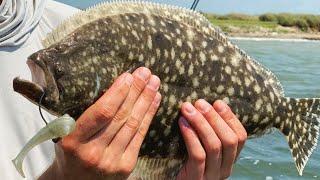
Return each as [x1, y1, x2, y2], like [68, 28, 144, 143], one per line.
[277, 97, 320, 175]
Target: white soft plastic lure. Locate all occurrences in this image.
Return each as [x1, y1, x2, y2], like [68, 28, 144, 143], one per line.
[12, 114, 76, 178]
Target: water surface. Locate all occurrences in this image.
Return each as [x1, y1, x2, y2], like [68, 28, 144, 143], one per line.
[231, 40, 320, 180]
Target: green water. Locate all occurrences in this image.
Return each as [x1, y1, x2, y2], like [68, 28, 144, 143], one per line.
[231, 40, 320, 180]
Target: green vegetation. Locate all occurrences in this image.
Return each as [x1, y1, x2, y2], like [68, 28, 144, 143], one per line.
[259, 13, 320, 31]
[204, 13, 278, 33]
[205, 13, 320, 32]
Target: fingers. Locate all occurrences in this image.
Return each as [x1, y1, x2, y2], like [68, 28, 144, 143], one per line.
[213, 100, 247, 159]
[71, 73, 133, 141]
[181, 102, 222, 179]
[178, 116, 206, 180]
[108, 75, 160, 152]
[194, 99, 238, 179]
[89, 67, 152, 145]
[124, 92, 161, 160]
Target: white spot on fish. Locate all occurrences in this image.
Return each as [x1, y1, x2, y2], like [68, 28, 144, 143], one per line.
[192, 77, 199, 87]
[187, 29, 195, 40]
[147, 35, 152, 49]
[254, 85, 262, 93]
[121, 37, 127, 45]
[217, 85, 224, 94]
[188, 63, 194, 76]
[171, 48, 175, 59]
[164, 50, 169, 58]
[202, 41, 207, 48]
[231, 56, 239, 67]
[187, 41, 193, 51]
[199, 52, 206, 65]
[169, 95, 176, 105]
[218, 46, 224, 53]
[128, 52, 134, 60]
[139, 54, 144, 62]
[255, 98, 263, 110]
[156, 48, 161, 58]
[223, 97, 230, 104]
[181, 52, 186, 59]
[176, 39, 182, 47]
[132, 30, 139, 40]
[191, 91, 198, 99]
[228, 88, 235, 96]
[225, 66, 231, 74]
[203, 86, 210, 95]
[210, 54, 218, 61]
[163, 84, 169, 92]
[150, 57, 156, 65]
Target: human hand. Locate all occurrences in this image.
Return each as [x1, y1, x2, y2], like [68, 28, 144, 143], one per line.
[177, 99, 247, 180]
[39, 67, 161, 180]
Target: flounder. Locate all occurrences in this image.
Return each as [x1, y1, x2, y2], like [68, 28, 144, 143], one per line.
[13, 1, 320, 178]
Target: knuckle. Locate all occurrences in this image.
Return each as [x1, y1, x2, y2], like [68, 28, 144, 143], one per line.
[115, 108, 130, 121]
[125, 115, 141, 131]
[118, 88, 129, 99]
[78, 148, 101, 169]
[136, 124, 148, 138]
[238, 132, 248, 144]
[132, 79, 146, 92]
[97, 162, 114, 175]
[94, 104, 114, 120]
[141, 89, 155, 102]
[207, 140, 222, 154]
[223, 135, 238, 149]
[192, 151, 206, 164]
[60, 137, 77, 154]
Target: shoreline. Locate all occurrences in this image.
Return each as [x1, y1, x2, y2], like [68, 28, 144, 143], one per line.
[229, 36, 320, 42]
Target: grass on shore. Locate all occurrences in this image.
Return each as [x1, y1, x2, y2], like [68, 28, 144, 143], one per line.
[204, 13, 320, 33]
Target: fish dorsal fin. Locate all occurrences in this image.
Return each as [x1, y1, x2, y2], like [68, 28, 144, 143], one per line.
[237, 46, 285, 97]
[43, 0, 284, 97]
[42, 0, 215, 47]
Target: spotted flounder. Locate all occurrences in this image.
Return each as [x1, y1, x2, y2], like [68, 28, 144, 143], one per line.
[13, 1, 320, 178]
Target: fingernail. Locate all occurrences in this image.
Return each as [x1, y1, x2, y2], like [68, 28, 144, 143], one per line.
[125, 74, 133, 85]
[138, 67, 150, 81]
[184, 103, 195, 115]
[147, 75, 160, 91]
[215, 100, 227, 113]
[179, 117, 190, 128]
[197, 99, 211, 113]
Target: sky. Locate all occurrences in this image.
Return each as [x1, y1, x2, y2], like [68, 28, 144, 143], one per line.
[58, 0, 320, 14]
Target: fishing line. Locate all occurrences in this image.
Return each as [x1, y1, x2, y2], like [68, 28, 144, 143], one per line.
[38, 92, 48, 125]
[38, 92, 60, 143]
[190, 0, 200, 10]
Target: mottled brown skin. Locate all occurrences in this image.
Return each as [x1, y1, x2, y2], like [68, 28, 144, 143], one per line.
[24, 13, 282, 157]
[15, 12, 319, 171]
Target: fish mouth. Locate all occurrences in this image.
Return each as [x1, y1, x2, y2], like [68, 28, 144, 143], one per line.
[13, 57, 60, 106]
